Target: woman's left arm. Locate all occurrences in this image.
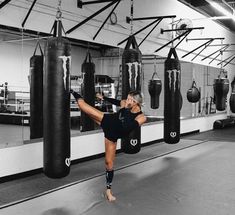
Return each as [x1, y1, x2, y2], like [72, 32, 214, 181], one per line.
[135, 113, 147, 126]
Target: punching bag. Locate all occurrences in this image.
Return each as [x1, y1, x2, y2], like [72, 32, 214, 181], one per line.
[43, 20, 71, 178]
[80, 52, 95, 132]
[121, 35, 142, 154]
[30, 42, 43, 139]
[187, 80, 200, 103]
[148, 71, 162, 109]
[213, 76, 229, 111]
[229, 77, 235, 113]
[164, 48, 181, 144]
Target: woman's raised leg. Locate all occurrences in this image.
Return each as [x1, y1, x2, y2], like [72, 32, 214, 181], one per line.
[76, 99, 104, 125]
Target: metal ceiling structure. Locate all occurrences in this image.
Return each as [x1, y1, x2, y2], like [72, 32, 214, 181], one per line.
[178, 0, 235, 33]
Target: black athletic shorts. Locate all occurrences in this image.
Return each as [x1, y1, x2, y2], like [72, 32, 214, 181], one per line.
[100, 113, 124, 142]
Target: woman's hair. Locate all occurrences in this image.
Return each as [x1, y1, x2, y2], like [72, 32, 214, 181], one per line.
[128, 90, 143, 106]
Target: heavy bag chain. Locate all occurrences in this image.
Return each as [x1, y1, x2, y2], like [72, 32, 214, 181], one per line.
[56, 0, 62, 20]
[130, 0, 134, 35]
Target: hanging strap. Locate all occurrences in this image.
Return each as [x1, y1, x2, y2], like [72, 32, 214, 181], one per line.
[218, 69, 227, 79]
[84, 51, 92, 63]
[33, 41, 43, 56]
[167, 47, 179, 60]
[191, 80, 197, 88]
[124, 35, 139, 50]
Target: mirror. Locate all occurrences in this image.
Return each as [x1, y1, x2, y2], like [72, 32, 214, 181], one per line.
[0, 27, 226, 148]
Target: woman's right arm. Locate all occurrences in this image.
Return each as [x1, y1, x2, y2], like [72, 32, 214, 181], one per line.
[96, 93, 126, 107]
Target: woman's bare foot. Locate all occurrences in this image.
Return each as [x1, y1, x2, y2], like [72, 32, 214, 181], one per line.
[105, 189, 116, 202]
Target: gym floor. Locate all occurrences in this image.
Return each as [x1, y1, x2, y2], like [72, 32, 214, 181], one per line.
[0, 127, 235, 215]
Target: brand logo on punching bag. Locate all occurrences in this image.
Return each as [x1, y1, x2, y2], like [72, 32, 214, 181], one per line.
[59, 56, 71, 90]
[65, 157, 71, 167]
[170, 132, 177, 138]
[130, 139, 138, 146]
[126, 62, 141, 90]
[166, 69, 180, 91]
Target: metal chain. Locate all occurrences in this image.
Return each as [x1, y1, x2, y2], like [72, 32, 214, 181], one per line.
[130, 0, 133, 35]
[56, 0, 62, 20]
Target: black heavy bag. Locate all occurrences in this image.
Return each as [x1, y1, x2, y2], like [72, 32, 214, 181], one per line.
[187, 80, 200, 103]
[121, 35, 142, 154]
[213, 77, 229, 111]
[43, 20, 71, 178]
[80, 52, 95, 132]
[229, 77, 235, 113]
[164, 48, 181, 144]
[30, 42, 43, 139]
[148, 72, 162, 109]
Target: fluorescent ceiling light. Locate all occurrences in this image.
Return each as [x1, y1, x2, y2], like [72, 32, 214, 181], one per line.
[210, 1, 235, 21]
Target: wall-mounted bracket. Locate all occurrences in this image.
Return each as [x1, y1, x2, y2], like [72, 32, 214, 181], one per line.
[182, 37, 225, 61]
[67, 0, 119, 34]
[117, 15, 176, 47]
[21, 0, 38, 28]
[0, 0, 11, 9]
[155, 27, 204, 53]
[77, 0, 114, 8]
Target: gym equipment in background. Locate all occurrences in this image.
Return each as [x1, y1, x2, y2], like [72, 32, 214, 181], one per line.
[187, 80, 200, 103]
[43, 11, 71, 178]
[229, 77, 235, 113]
[164, 48, 181, 144]
[80, 52, 95, 132]
[213, 118, 235, 129]
[121, 35, 142, 154]
[213, 72, 229, 111]
[29, 42, 43, 139]
[148, 63, 162, 109]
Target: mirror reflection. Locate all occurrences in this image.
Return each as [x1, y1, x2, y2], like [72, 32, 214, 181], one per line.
[0, 27, 226, 148]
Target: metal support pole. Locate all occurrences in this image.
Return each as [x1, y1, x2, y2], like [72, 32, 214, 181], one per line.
[201, 45, 229, 61]
[155, 30, 190, 53]
[182, 39, 213, 59]
[22, 0, 38, 28]
[118, 18, 163, 46]
[77, 0, 114, 8]
[67, 0, 118, 34]
[93, 0, 120, 40]
[138, 18, 162, 47]
[0, 0, 11, 9]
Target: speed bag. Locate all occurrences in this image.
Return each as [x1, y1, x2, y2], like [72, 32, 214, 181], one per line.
[187, 81, 200, 103]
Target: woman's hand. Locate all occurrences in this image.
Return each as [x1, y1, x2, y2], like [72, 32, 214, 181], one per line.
[96, 93, 104, 101]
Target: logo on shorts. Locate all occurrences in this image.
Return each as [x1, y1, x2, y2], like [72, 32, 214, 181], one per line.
[130, 139, 138, 146]
[65, 158, 71, 167]
[170, 132, 177, 138]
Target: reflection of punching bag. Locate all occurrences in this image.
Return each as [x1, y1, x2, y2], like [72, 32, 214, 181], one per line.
[30, 42, 43, 139]
[80, 52, 95, 132]
[43, 20, 71, 178]
[229, 77, 235, 113]
[213, 77, 229, 111]
[121, 35, 142, 154]
[164, 48, 181, 144]
[187, 80, 200, 103]
[148, 69, 162, 109]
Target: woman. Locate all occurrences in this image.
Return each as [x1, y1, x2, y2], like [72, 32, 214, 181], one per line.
[70, 90, 146, 202]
